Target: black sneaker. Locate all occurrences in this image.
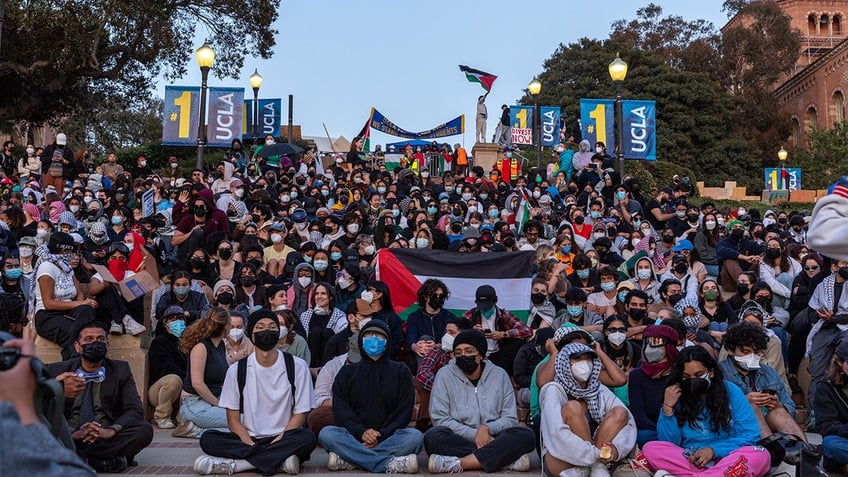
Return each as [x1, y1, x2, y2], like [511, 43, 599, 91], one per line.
[789, 375, 803, 394]
[88, 456, 128, 473]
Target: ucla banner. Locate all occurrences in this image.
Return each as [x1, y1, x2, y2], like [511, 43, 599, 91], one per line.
[162, 86, 201, 146]
[580, 99, 615, 153]
[580, 99, 657, 161]
[369, 108, 464, 139]
[205, 87, 244, 148]
[622, 100, 656, 161]
[243, 98, 283, 140]
[765, 168, 802, 191]
[540, 106, 561, 147]
[510, 106, 534, 145]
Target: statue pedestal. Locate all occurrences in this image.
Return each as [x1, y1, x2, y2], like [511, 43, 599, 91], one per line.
[471, 142, 502, 173]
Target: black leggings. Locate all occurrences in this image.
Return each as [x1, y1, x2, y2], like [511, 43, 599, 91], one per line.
[35, 305, 99, 360]
[787, 308, 814, 375]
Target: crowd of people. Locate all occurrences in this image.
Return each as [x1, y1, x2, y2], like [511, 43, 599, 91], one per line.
[1, 129, 847, 477]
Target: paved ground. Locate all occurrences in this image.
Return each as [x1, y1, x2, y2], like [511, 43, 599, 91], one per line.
[102, 428, 542, 476]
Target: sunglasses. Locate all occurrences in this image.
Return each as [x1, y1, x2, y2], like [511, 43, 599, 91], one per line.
[804, 265, 820, 271]
[606, 327, 627, 333]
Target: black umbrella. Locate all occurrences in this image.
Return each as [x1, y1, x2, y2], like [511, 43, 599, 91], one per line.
[254, 143, 303, 158]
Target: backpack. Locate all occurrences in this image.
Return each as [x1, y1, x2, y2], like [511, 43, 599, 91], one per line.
[236, 351, 296, 414]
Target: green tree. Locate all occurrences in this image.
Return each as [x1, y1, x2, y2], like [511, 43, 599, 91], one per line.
[0, 0, 280, 123]
[794, 121, 848, 190]
[61, 95, 164, 157]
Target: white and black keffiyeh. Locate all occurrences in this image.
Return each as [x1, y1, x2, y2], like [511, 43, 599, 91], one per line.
[554, 342, 605, 422]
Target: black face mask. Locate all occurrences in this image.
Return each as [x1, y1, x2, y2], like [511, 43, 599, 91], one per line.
[450, 223, 462, 233]
[756, 296, 771, 307]
[778, 218, 787, 225]
[217, 291, 234, 305]
[194, 206, 207, 217]
[765, 248, 781, 260]
[687, 214, 699, 223]
[252, 330, 279, 351]
[241, 276, 256, 287]
[190, 258, 204, 269]
[674, 263, 688, 275]
[737, 284, 750, 296]
[573, 215, 585, 225]
[684, 376, 711, 396]
[662, 234, 674, 244]
[840, 267, 848, 280]
[668, 293, 683, 306]
[730, 228, 744, 241]
[248, 258, 263, 269]
[219, 248, 233, 261]
[428, 296, 446, 310]
[530, 293, 546, 305]
[81, 341, 107, 363]
[251, 213, 261, 222]
[607, 227, 617, 237]
[630, 308, 647, 323]
[455, 355, 479, 375]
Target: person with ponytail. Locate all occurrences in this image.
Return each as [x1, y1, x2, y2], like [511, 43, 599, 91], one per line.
[172, 307, 230, 439]
[642, 346, 770, 477]
[627, 324, 679, 447]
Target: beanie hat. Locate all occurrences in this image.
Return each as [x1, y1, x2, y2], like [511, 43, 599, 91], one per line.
[453, 329, 487, 356]
[246, 308, 279, 337]
[213, 279, 235, 297]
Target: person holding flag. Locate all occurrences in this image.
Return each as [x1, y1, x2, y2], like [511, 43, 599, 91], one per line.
[459, 65, 497, 144]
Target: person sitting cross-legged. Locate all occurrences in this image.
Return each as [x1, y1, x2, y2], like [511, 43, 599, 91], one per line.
[194, 309, 316, 476]
[425, 329, 535, 473]
[317, 320, 423, 474]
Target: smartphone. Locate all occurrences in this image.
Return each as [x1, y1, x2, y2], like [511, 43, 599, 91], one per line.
[763, 389, 777, 395]
[483, 328, 492, 334]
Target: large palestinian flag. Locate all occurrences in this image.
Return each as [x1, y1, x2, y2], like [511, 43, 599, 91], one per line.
[375, 249, 534, 321]
[459, 65, 497, 92]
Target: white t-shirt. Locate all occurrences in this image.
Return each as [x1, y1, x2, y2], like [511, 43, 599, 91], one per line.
[218, 351, 313, 438]
[34, 262, 77, 313]
[587, 291, 616, 310]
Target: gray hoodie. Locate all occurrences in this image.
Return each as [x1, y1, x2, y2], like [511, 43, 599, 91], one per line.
[429, 360, 518, 442]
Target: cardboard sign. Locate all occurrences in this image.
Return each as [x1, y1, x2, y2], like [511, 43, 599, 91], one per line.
[92, 265, 158, 301]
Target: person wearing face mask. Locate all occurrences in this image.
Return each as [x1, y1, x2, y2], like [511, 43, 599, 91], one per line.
[148, 306, 189, 430]
[47, 322, 154, 473]
[86, 243, 148, 336]
[263, 223, 295, 278]
[627, 324, 680, 447]
[514, 327, 555, 411]
[155, 271, 210, 326]
[233, 264, 265, 309]
[527, 278, 556, 329]
[334, 268, 364, 312]
[211, 279, 236, 311]
[586, 266, 622, 318]
[462, 285, 532, 377]
[805, 258, 848, 404]
[716, 219, 765, 293]
[601, 315, 641, 379]
[566, 254, 602, 295]
[405, 279, 454, 367]
[425, 329, 536, 474]
[274, 309, 311, 364]
[660, 253, 699, 304]
[642, 346, 770, 477]
[224, 312, 253, 365]
[194, 309, 317, 476]
[539, 342, 637, 477]
[718, 322, 803, 443]
[318, 320, 423, 473]
[287, 263, 316, 319]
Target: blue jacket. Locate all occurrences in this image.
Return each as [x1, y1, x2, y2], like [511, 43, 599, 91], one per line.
[719, 358, 795, 417]
[716, 236, 765, 271]
[657, 379, 760, 458]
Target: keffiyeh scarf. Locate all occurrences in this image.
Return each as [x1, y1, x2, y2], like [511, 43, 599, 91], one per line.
[554, 342, 605, 422]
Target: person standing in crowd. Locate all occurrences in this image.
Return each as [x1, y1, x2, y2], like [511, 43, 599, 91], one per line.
[476, 93, 488, 143]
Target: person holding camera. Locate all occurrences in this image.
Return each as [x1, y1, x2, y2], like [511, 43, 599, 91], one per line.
[0, 334, 95, 475]
[46, 322, 153, 473]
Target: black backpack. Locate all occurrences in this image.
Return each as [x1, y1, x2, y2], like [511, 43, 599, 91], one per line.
[236, 351, 296, 414]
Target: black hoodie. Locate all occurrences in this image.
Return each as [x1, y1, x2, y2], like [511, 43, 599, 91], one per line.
[331, 320, 415, 442]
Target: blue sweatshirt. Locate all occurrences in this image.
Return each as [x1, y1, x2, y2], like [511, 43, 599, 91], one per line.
[656, 379, 760, 458]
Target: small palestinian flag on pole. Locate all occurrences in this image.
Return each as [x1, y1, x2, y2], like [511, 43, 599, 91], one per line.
[515, 187, 532, 235]
[356, 109, 374, 152]
[375, 248, 534, 321]
[459, 65, 497, 92]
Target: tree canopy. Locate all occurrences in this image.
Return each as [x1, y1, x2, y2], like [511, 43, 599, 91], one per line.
[520, 2, 800, 193]
[0, 0, 280, 123]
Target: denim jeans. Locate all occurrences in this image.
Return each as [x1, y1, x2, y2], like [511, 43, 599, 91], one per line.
[318, 426, 423, 472]
[704, 264, 719, 278]
[180, 396, 228, 437]
[823, 435, 848, 468]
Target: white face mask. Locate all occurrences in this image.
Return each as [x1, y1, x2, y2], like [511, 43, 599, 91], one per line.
[416, 238, 429, 249]
[279, 326, 289, 340]
[347, 223, 360, 234]
[36, 229, 48, 238]
[271, 233, 283, 243]
[441, 333, 455, 352]
[360, 290, 374, 304]
[19, 247, 34, 258]
[608, 331, 627, 347]
[631, 238, 641, 247]
[234, 189, 245, 198]
[571, 360, 593, 382]
[364, 245, 375, 255]
[298, 276, 312, 288]
[532, 191, 541, 199]
[295, 222, 308, 231]
[26, 147, 35, 155]
[594, 232, 605, 240]
[274, 304, 288, 311]
[123, 242, 134, 252]
[705, 221, 716, 230]
[359, 317, 372, 329]
[596, 147, 603, 154]
[338, 278, 353, 289]
[733, 353, 761, 370]
[266, 139, 275, 146]
[140, 160, 147, 167]
[69, 205, 80, 213]
[229, 328, 244, 342]
[83, 196, 93, 204]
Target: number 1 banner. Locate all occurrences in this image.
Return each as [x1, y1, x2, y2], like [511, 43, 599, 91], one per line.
[162, 86, 201, 146]
[580, 98, 657, 161]
[510, 106, 534, 145]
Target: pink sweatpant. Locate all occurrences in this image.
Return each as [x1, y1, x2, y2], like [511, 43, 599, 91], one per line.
[642, 441, 771, 477]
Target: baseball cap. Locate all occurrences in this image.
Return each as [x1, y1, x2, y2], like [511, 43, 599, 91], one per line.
[475, 285, 496, 303]
[672, 239, 693, 252]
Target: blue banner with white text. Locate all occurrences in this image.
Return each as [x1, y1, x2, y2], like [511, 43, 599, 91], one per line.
[580, 99, 615, 152]
[206, 87, 244, 148]
[243, 98, 283, 140]
[622, 100, 656, 161]
[369, 108, 464, 139]
[540, 106, 561, 147]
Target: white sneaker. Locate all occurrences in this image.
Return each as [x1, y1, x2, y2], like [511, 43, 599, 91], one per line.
[194, 454, 235, 475]
[503, 453, 530, 472]
[653, 471, 676, 477]
[590, 461, 611, 477]
[280, 455, 299, 475]
[327, 451, 356, 471]
[155, 418, 175, 429]
[385, 454, 419, 473]
[428, 454, 463, 473]
[122, 315, 146, 336]
[109, 321, 123, 335]
[171, 420, 199, 438]
[558, 467, 590, 477]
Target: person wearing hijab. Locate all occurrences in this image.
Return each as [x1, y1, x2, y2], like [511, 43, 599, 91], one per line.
[539, 342, 636, 477]
[627, 324, 680, 447]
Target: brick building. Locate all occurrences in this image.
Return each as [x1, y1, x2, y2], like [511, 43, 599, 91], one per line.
[727, 0, 848, 145]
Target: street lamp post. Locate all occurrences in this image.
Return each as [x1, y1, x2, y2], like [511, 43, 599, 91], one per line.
[249, 69, 263, 147]
[608, 53, 628, 178]
[195, 40, 216, 170]
[778, 146, 788, 190]
[528, 78, 542, 169]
